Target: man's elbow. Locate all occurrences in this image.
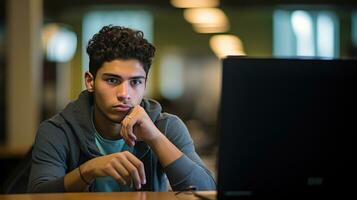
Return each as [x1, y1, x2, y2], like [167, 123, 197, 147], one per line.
[27, 177, 66, 193]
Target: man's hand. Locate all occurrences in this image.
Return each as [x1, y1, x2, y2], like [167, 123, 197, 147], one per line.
[81, 151, 146, 190]
[120, 105, 161, 146]
[119, 105, 183, 169]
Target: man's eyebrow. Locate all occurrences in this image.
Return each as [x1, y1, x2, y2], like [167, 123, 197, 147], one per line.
[102, 73, 120, 78]
[102, 73, 146, 79]
[130, 76, 146, 80]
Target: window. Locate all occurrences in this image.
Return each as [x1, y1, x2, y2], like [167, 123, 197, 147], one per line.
[159, 52, 184, 100]
[352, 11, 357, 47]
[274, 9, 339, 58]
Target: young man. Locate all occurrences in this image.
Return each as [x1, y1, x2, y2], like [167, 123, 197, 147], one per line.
[28, 25, 216, 192]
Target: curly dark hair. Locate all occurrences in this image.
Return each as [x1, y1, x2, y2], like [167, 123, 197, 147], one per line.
[86, 25, 156, 77]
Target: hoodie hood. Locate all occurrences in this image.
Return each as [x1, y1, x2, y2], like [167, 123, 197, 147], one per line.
[50, 90, 163, 159]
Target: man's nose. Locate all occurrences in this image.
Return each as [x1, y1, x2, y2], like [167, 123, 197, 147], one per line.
[116, 82, 131, 100]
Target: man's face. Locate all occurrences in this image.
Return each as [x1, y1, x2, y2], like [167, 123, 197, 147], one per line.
[88, 59, 146, 123]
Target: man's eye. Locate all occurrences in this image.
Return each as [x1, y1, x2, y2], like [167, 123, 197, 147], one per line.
[131, 79, 142, 86]
[106, 78, 119, 84]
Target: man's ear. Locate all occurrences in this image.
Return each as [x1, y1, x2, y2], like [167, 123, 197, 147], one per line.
[85, 72, 95, 92]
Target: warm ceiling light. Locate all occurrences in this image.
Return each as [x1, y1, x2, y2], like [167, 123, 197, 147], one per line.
[170, 0, 219, 8]
[192, 23, 229, 33]
[209, 34, 246, 58]
[184, 8, 228, 25]
[184, 8, 229, 33]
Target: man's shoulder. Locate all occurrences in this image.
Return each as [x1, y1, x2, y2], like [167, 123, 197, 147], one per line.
[35, 117, 69, 145]
[43, 113, 66, 128]
[141, 97, 188, 132]
[156, 112, 188, 134]
[156, 112, 180, 122]
[37, 113, 70, 136]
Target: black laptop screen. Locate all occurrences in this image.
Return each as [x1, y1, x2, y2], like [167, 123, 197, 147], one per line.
[217, 57, 356, 199]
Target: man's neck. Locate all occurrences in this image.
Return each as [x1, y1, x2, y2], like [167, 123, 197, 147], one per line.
[93, 107, 122, 140]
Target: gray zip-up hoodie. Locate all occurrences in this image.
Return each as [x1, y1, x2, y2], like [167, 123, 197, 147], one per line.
[28, 91, 216, 192]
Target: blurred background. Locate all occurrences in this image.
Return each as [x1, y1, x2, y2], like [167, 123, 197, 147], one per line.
[0, 0, 357, 190]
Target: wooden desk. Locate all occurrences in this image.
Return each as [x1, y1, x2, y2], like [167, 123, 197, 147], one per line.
[0, 191, 216, 200]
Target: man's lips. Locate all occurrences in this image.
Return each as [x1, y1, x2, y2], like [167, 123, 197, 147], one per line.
[113, 104, 132, 112]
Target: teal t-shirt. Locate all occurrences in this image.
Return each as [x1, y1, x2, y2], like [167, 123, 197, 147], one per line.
[92, 111, 134, 192]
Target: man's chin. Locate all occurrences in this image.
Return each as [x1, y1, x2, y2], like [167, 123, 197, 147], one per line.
[108, 113, 126, 123]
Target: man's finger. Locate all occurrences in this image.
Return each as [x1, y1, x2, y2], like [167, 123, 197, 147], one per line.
[125, 116, 136, 139]
[105, 167, 127, 185]
[125, 152, 146, 185]
[121, 157, 142, 189]
[120, 121, 135, 146]
[112, 157, 132, 185]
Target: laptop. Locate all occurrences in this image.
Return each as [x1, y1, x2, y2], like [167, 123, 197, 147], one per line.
[216, 57, 356, 199]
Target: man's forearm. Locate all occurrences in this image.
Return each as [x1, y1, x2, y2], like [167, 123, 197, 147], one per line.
[64, 164, 93, 192]
[146, 131, 183, 167]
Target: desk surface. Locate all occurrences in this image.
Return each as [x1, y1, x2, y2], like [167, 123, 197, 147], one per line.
[0, 191, 216, 200]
